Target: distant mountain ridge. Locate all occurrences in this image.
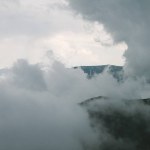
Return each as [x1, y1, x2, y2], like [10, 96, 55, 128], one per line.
[74, 65, 123, 80]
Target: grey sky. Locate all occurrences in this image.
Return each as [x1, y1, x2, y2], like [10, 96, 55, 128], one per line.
[0, 1, 150, 149]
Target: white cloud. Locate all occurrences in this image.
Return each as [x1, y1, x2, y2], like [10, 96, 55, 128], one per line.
[0, 0, 126, 68]
[48, 28, 127, 67]
[1, 1, 150, 149]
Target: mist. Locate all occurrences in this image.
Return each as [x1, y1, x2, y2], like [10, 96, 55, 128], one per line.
[0, 0, 150, 149]
[66, 1, 150, 149]
[0, 58, 122, 150]
[0, 57, 150, 149]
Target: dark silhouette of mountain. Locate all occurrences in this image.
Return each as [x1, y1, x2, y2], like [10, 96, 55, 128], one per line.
[75, 65, 150, 149]
[80, 96, 150, 150]
[74, 65, 123, 80]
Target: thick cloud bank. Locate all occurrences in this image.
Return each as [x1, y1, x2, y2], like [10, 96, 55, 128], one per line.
[68, 0, 150, 79]
[0, 58, 134, 150]
[0, 58, 150, 149]
[0, 59, 99, 150]
[1, 0, 150, 149]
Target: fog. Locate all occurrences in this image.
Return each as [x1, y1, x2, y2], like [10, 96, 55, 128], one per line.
[0, 58, 122, 150]
[0, 0, 150, 149]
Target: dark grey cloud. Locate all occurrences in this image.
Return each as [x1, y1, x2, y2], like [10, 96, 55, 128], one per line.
[0, 59, 104, 150]
[11, 59, 47, 91]
[0, 58, 150, 149]
[68, 0, 150, 80]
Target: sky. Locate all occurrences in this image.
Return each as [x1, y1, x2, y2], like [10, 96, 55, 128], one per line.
[0, 0, 127, 68]
[68, 0, 150, 79]
[0, 0, 150, 149]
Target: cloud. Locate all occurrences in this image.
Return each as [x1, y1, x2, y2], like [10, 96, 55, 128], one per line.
[1, 56, 148, 149]
[68, 0, 150, 79]
[11, 59, 47, 91]
[0, 59, 101, 150]
[66, 2, 150, 149]
[48, 24, 127, 67]
[1, 1, 150, 149]
[0, 0, 126, 68]
[0, 57, 150, 149]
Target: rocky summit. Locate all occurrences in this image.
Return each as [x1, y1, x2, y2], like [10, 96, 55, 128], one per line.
[74, 65, 123, 81]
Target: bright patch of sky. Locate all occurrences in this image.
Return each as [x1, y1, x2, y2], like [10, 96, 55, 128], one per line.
[0, 0, 127, 68]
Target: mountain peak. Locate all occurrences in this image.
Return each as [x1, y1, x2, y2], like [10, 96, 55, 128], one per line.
[74, 65, 123, 80]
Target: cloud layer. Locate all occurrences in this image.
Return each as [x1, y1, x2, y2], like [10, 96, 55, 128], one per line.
[68, 0, 150, 79]
[0, 0, 126, 68]
[1, 57, 149, 149]
[1, 1, 150, 149]
[0, 59, 97, 150]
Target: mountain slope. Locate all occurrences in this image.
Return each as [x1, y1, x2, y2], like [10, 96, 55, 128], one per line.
[80, 96, 150, 150]
[74, 65, 123, 80]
